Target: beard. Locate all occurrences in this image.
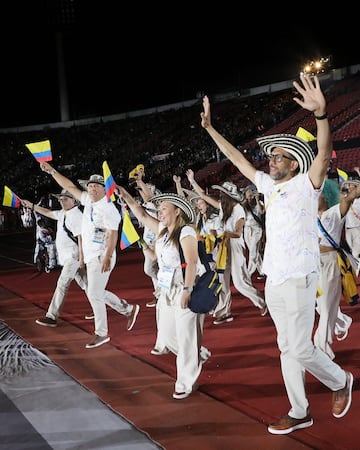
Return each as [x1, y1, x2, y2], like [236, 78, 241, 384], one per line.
[270, 166, 290, 181]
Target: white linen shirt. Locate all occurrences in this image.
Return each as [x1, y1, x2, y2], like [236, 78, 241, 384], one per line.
[256, 171, 322, 285]
[318, 204, 344, 247]
[345, 197, 360, 229]
[219, 203, 246, 247]
[80, 192, 121, 264]
[52, 207, 82, 266]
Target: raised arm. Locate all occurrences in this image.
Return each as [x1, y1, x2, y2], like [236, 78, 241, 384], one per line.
[185, 169, 219, 209]
[339, 183, 360, 217]
[21, 199, 56, 221]
[116, 185, 159, 235]
[39, 161, 83, 202]
[293, 74, 332, 188]
[135, 172, 154, 202]
[173, 174, 186, 197]
[200, 96, 257, 184]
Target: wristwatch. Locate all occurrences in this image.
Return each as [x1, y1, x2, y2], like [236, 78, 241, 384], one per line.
[183, 286, 193, 292]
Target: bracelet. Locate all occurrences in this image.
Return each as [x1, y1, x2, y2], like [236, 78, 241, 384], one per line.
[50, 169, 57, 175]
[314, 113, 328, 120]
[183, 286, 193, 292]
[190, 179, 196, 186]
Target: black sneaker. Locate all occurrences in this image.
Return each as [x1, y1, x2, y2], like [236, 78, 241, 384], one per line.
[35, 317, 57, 327]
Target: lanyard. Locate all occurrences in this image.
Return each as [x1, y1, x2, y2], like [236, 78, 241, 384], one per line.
[265, 186, 284, 211]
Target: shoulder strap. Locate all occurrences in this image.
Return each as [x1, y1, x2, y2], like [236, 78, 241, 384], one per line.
[317, 217, 339, 249]
[63, 216, 78, 245]
[178, 233, 211, 279]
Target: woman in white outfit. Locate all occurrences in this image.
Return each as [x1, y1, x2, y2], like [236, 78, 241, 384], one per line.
[315, 178, 360, 359]
[242, 185, 265, 278]
[186, 174, 267, 324]
[117, 187, 210, 400]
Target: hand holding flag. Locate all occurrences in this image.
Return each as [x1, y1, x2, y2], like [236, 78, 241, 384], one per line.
[3, 186, 21, 208]
[25, 140, 52, 162]
[102, 161, 116, 202]
[120, 207, 140, 250]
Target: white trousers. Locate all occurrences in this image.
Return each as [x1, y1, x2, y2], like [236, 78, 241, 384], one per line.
[157, 284, 206, 393]
[345, 227, 360, 259]
[244, 224, 263, 276]
[314, 251, 342, 360]
[46, 257, 87, 320]
[214, 240, 265, 318]
[265, 272, 346, 419]
[86, 254, 133, 337]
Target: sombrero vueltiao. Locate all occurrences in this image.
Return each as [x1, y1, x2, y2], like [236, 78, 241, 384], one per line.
[211, 181, 244, 202]
[257, 134, 315, 174]
[149, 193, 196, 223]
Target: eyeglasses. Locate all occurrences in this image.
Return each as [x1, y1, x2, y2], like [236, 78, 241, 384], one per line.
[266, 153, 295, 163]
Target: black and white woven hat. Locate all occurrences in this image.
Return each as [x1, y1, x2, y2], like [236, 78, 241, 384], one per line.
[341, 175, 360, 188]
[257, 134, 315, 173]
[211, 181, 244, 202]
[149, 193, 196, 223]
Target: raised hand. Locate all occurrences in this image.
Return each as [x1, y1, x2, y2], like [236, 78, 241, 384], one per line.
[293, 74, 326, 113]
[200, 95, 211, 129]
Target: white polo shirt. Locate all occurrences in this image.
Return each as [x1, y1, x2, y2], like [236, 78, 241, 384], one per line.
[80, 192, 121, 264]
[52, 206, 82, 266]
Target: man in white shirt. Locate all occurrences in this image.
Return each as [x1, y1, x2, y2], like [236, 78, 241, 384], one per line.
[200, 74, 353, 435]
[37, 163, 140, 349]
[22, 190, 86, 326]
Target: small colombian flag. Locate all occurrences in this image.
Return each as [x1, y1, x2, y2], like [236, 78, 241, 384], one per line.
[25, 140, 52, 162]
[102, 161, 116, 202]
[337, 168, 348, 184]
[3, 186, 21, 208]
[120, 208, 140, 250]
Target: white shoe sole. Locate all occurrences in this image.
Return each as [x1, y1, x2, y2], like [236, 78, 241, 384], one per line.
[333, 372, 353, 418]
[127, 304, 140, 331]
[85, 336, 110, 349]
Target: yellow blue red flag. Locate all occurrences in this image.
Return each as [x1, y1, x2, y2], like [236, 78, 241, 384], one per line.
[337, 168, 348, 183]
[3, 186, 21, 208]
[120, 208, 140, 250]
[102, 160, 116, 202]
[25, 140, 52, 162]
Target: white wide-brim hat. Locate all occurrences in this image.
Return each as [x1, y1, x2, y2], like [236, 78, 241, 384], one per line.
[149, 193, 196, 223]
[51, 189, 77, 201]
[78, 174, 105, 190]
[84, 174, 105, 186]
[211, 181, 244, 202]
[257, 134, 315, 174]
[341, 176, 360, 188]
